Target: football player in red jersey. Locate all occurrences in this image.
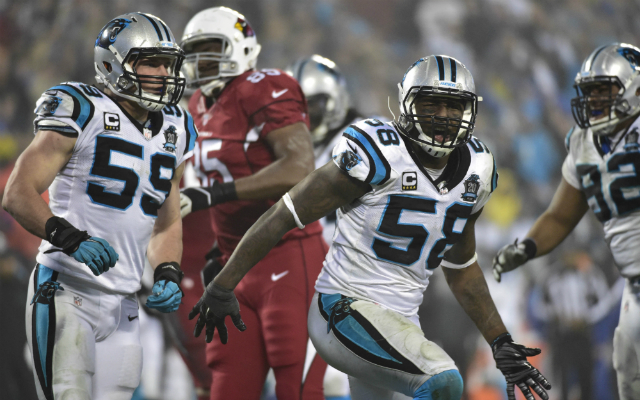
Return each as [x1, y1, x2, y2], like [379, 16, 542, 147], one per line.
[178, 7, 328, 400]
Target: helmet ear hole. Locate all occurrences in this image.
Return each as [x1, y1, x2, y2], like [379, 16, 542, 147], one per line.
[103, 62, 113, 73]
[244, 47, 249, 56]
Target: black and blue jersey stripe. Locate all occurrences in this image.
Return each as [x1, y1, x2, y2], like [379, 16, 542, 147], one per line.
[182, 108, 198, 155]
[343, 125, 391, 185]
[49, 84, 95, 131]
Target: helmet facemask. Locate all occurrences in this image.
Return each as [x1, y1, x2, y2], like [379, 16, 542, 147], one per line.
[306, 93, 335, 143]
[570, 43, 640, 136]
[181, 36, 239, 96]
[114, 48, 186, 112]
[398, 86, 477, 158]
[571, 77, 633, 136]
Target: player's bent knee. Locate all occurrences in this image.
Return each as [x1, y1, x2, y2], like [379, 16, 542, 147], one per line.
[413, 369, 463, 400]
[58, 388, 91, 400]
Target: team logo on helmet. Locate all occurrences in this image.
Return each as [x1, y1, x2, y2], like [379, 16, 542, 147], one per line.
[234, 17, 255, 38]
[163, 125, 178, 153]
[335, 150, 362, 172]
[461, 174, 480, 202]
[95, 18, 132, 49]
[618, 47, 640, 69]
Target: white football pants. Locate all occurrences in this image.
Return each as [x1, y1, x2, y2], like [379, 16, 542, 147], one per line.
[308, 292, 460, 400]
[614, 278, 640, 400]
[26, 264, 142, 400]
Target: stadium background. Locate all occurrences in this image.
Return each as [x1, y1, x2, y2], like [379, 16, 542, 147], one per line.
[0, 0, 635, 399]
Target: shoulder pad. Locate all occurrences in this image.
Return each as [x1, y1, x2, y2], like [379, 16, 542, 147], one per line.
[161, 105, 199, 156]
[341, 121, 399, 185]
[466, 137, 498, 193]
[181, 107, 198, 156]
[35, 83, 98, 130]
[565, 126, 577, 152]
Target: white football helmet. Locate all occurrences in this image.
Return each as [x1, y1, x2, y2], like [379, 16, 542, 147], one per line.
[397, 55, 479, 158]
[94, 12, 186, 112]
[571, 43, 640, 136]
[286, 55, 350, 143]
[180, 7, 262, 96]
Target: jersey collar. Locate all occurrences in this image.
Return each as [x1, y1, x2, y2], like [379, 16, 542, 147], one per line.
[401, 134, 471, 193]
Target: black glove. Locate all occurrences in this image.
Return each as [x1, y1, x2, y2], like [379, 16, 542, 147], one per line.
[492, 333, 552, 400]
[179, 182, 237, 218]
[492, 238, 537, 282]
[201, 245, 223, 288]
[188, 282, 246, 344]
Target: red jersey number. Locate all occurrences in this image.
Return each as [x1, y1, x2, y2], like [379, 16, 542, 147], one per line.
[193, 139, 233, 186]
[246, 68, 281, 83]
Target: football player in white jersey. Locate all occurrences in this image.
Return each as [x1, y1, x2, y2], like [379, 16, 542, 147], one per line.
[189, 55, 551, 400]
[493, 43, 640, 400]
[2, 13, 197, 400]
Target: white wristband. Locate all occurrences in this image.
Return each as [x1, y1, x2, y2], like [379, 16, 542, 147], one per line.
[440, 253, 478, 269]
[282, 192, 305, 229]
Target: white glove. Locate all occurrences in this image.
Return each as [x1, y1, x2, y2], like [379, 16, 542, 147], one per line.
[492, 239, 536, 282]
[180, 192, 193, 219]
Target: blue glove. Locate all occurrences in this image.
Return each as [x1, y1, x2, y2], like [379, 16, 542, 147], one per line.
[146, 280, 183, 312]
[71, 237, 119, 276]
[44, 217, 119, 276]
[145, 262, 184, 313]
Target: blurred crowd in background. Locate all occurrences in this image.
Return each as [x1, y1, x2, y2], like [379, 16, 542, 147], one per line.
[1, 0, 637, 399]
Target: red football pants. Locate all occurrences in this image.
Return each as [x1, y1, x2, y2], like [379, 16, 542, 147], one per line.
[206, 234, 329, 400]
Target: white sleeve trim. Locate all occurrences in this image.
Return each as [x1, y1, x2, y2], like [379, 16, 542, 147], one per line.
[440, 253, 477, 269]
[282, 192, 305, 229]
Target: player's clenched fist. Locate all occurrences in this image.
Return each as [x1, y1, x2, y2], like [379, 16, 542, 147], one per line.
[146, 262, 185, 313]
[189, 282, 246, 344]
[492, 239, 537, 282]
[44, 216, 119, 276]
[179, 182, 237, 218]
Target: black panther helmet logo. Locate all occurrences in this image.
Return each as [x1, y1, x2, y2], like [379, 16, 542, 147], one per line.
[95, 18, 132, 49]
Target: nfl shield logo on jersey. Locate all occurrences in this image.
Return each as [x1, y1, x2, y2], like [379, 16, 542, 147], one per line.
[163, 125, 177, 153]
[461, 174, 480, 202]
[74, 296, 82, 307]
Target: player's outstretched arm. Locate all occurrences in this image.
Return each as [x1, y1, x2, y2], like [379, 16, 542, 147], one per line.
[179, 122, 315, 218]
[493, 177, 589, 281]
[2, 130, 119, 276]
[442, 209, 551, 400]
[146, 162, 186, 313]
[188, 162, 369, 343]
